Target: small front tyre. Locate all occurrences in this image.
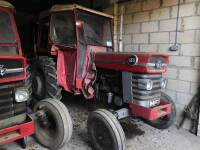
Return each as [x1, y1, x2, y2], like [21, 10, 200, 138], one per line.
[87, 109, 126, 150]
[34, 99, 73, 150]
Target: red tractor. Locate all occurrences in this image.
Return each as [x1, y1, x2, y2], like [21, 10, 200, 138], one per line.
[30, 4, 176, 150]
[0, 1, 73, 149]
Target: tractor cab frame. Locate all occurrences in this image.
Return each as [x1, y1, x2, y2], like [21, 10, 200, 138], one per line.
[34, 4, 114, 99]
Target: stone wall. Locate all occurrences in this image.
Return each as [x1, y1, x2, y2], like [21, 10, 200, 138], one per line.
[104, 0, 200, 131]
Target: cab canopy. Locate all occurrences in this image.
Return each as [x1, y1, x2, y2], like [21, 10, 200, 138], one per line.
[50, 4, 114, 19]
[0, 1, 15, 12]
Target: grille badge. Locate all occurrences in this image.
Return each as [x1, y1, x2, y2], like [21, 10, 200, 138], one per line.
[127, 55, 138, 66]
[0, 65, 6, 76]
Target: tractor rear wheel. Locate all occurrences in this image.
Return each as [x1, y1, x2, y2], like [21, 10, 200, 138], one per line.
[34, 99, 73, 150]
[146, 92, 176, 129]
[87, 109, 126, 150]
[32, 56, 62, 101]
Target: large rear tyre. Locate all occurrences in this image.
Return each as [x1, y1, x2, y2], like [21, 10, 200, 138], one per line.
[34, 99, 73, 150]
[146, 92, 176, 129]
[87, 109, 126, 150]
[25, 64, 32, 101]
[32, 56, 62, 101]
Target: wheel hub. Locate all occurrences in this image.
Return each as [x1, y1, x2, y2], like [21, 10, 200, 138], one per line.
[97, 135, 103, 140]
[32, 72, 46, 100]
[33, 75, 43, 95]
[36, 108, 57, 137]
[92, 121, 113, 149]
[38, 114, 50, 128]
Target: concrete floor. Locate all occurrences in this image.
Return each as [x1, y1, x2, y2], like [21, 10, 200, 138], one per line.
[1, 94, 200, 150]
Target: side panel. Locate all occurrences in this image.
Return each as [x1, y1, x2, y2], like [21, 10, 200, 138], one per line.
[57, 48, 76, 92]
[76, 45, 96, 99]
[122, 72, 133, 103]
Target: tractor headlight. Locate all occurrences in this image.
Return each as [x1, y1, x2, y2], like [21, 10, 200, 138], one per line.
[138, 79, 153, 91]
[15, 88, 29, 102]
[161, 78, 167, 89]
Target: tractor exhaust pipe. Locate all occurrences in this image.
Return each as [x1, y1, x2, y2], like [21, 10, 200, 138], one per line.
[114, 3, 118, 52]
[119, 5, 125, 52]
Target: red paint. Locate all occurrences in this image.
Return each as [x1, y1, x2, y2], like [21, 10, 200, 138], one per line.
[56, 46, 77, 93]
[76, 20, 84, 28]
[129, 101, 172, 121]
[95, 52, 169, 74]
[0, 6, 15, 13]
[0, 115, 35, 145]
[80, 46, 96, 99]
[57, 49, 75, 92]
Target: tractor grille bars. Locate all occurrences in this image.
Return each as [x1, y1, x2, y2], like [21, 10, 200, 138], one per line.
[0, 82, 26, 120]
[122, 72, 163, 107]
[132, 74, 162, 100]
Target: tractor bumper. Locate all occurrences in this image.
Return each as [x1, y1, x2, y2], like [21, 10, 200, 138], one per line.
[0, 115, 34, 145]
[129, 101, 172, 121]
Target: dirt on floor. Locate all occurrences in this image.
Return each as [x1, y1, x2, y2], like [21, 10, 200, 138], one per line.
[0, 94, 200, 150]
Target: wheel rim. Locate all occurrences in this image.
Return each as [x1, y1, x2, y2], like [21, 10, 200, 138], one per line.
[35, 106, 58, 141]
[32, 72, 46, 99]
[90, 119, 115, 149]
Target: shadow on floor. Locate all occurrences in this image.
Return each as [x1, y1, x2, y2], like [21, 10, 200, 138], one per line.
[121, 119, 145, 139]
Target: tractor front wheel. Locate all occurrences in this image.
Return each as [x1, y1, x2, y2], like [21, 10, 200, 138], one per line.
[32, 56, 62, 101]
[87, 109, 126, 150]
[34, 99, 73, 150]
[146, 92, 176, 129]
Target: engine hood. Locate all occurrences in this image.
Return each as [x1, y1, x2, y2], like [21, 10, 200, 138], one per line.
[94, 52, 169, 74]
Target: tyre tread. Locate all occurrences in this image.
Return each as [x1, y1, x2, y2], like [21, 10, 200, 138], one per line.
[88, 109, 126, 150]
[33, 56, 62, 100]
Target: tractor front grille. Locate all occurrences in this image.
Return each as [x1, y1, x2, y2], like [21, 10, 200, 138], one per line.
[122, 72, 163, 107]
[0, 82, 26, 121]
[132, 74, 162, 101]
[0, 89, 14, 120]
